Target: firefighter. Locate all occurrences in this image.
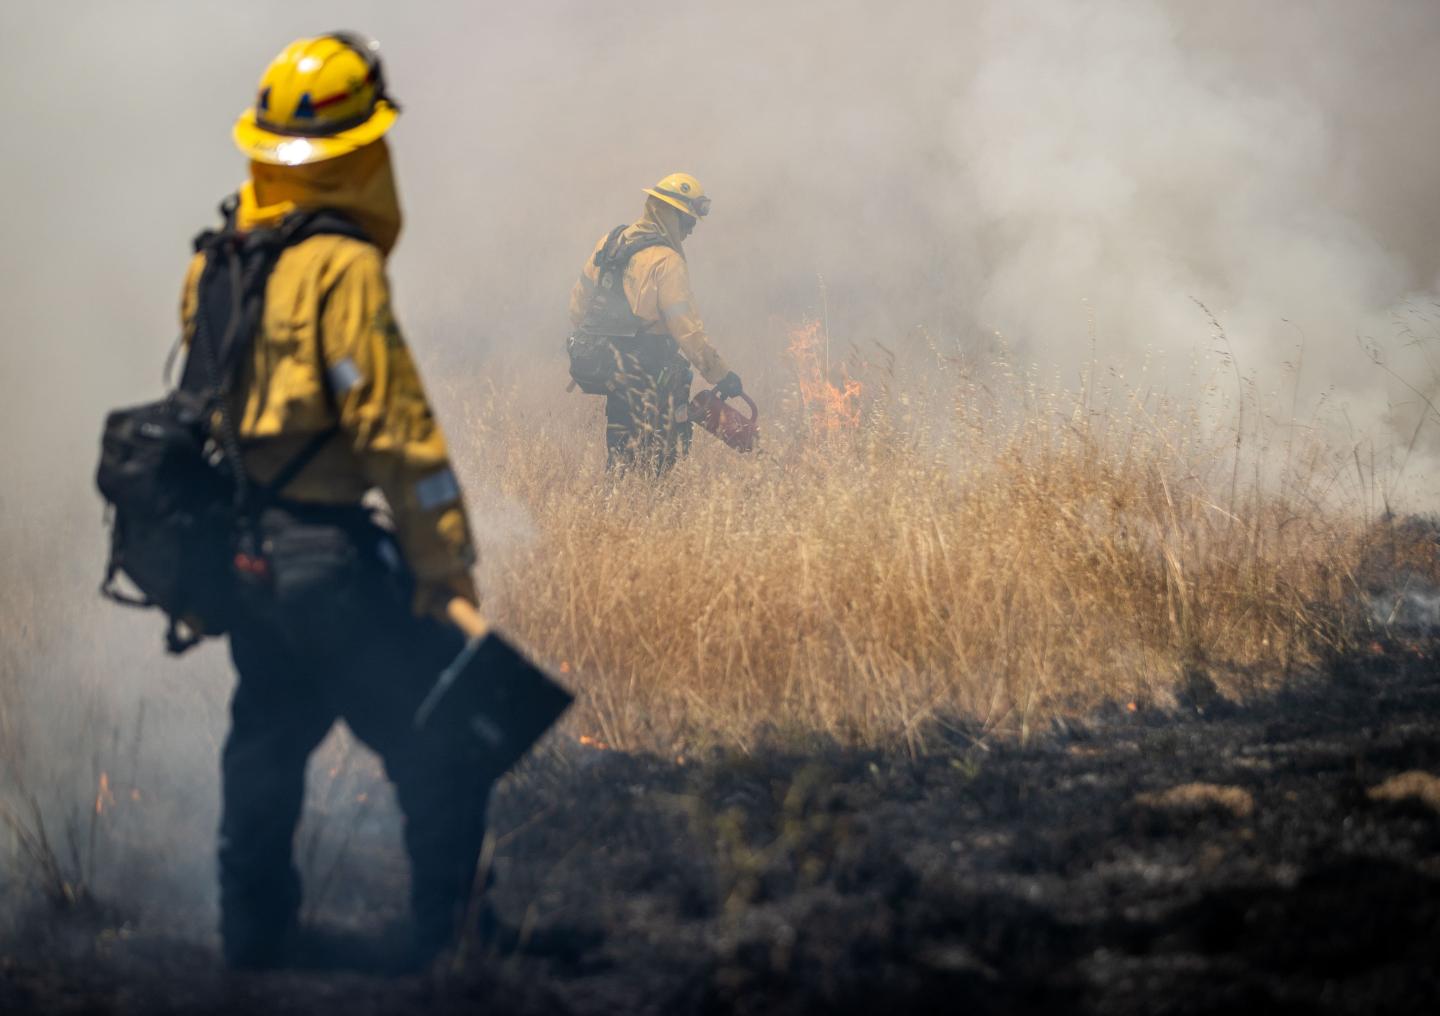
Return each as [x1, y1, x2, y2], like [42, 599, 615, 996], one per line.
[194, 33, 495, 968]
[568, 173, 744, 473]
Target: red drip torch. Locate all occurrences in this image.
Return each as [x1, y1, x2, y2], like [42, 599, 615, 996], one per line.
[689, 387, 759, 453]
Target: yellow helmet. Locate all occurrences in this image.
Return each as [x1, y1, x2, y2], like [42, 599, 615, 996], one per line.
[233, 32, 399, 166]
[644, 173, 711, 220]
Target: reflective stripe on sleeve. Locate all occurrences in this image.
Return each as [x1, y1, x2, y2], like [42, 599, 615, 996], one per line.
[661, 300, 691, 320]
[376, 536, 403, 573]
[327, 357, 363, 394]
[415, 468, 461, 511]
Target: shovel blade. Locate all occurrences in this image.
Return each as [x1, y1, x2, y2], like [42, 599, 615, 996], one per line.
[415, 631, 574, 773]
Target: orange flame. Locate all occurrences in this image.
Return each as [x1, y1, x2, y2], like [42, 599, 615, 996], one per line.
[786, 319, 861, 434]
[94, 772, 114, 816]
[578, 734, 612, 751]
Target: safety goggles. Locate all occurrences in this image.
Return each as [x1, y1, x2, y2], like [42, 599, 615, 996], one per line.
[660, 188, 711, 219]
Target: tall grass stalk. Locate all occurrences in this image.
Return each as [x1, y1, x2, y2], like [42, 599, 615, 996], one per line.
[446, 346, 1384, 756]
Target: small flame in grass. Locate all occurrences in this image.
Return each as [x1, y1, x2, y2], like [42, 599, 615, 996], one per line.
[787, 318, 862, 435]
[94, 772, 115, 816]
[578, 734, 611, 751]
[559, 660, 572, 675]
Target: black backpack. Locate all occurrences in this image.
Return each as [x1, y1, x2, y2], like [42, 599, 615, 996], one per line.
[567, 225, 673, 394]
[96, 199, 369, 653]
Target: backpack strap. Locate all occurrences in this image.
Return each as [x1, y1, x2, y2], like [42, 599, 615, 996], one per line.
[577, 226, 677, 339]
[594, 225, 674, 276]
[179, 199, 376, 510]
[257, 427, 337, 499]
[281, 208, 372, 248]
[593, 225, 628, 269]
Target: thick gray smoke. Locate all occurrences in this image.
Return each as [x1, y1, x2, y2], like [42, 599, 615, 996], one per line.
[2, 0, 1439, 919]
[5, 0, 1440, 502]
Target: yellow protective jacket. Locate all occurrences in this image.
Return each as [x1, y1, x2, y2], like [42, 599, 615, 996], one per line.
[568, 200, 731, 384]
[180, 140, 477, 615]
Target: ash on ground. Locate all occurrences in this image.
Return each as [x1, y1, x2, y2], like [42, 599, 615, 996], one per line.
[5, 636, 1439, 1015]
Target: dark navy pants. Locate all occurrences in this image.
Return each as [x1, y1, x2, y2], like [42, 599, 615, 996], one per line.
[218, 504, 494, 967]
[604, 334, 693, 475]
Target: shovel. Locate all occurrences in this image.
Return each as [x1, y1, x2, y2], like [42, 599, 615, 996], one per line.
[413, 598, 574, 773]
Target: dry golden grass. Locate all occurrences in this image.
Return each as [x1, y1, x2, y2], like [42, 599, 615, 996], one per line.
[0, 332, 1433, 913]
[443, 344, 1404, 757]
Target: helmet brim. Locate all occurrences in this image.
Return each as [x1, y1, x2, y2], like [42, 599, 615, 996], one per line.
[233, 100, 398, 166]
[644, 188, 707, 219]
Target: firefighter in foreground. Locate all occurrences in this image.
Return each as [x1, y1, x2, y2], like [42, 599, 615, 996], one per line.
[568, 174, 745, 473]
[193, 35, 494, 968]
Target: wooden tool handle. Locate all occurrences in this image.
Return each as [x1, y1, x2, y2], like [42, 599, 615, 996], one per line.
[445, 597, 491, 640]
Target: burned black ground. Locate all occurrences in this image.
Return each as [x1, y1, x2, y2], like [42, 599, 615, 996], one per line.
[4, 643, 1439, 1015]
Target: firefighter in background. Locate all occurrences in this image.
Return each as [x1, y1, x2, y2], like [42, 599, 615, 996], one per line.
[197, 34, 495, 968]
[568, 174, 744, 473]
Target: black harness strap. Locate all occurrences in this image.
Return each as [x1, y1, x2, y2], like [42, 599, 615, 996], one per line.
[577, 225, 676, 340]
[594, 225, 674, 281]
[182, 201, 372, 508]
[259, 427, 337, 499]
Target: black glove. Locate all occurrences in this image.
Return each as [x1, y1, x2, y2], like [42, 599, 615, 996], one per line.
[716, 371, 744, 399]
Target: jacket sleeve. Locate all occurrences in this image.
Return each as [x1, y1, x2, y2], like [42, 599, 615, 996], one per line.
[320, 248, 479, 615]
[568, 237, 603, 328]
[653, 252, 731, 383]
[568, 275, 590, 329]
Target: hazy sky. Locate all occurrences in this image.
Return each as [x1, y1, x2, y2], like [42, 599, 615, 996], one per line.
[3, 0, 1440, 514]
